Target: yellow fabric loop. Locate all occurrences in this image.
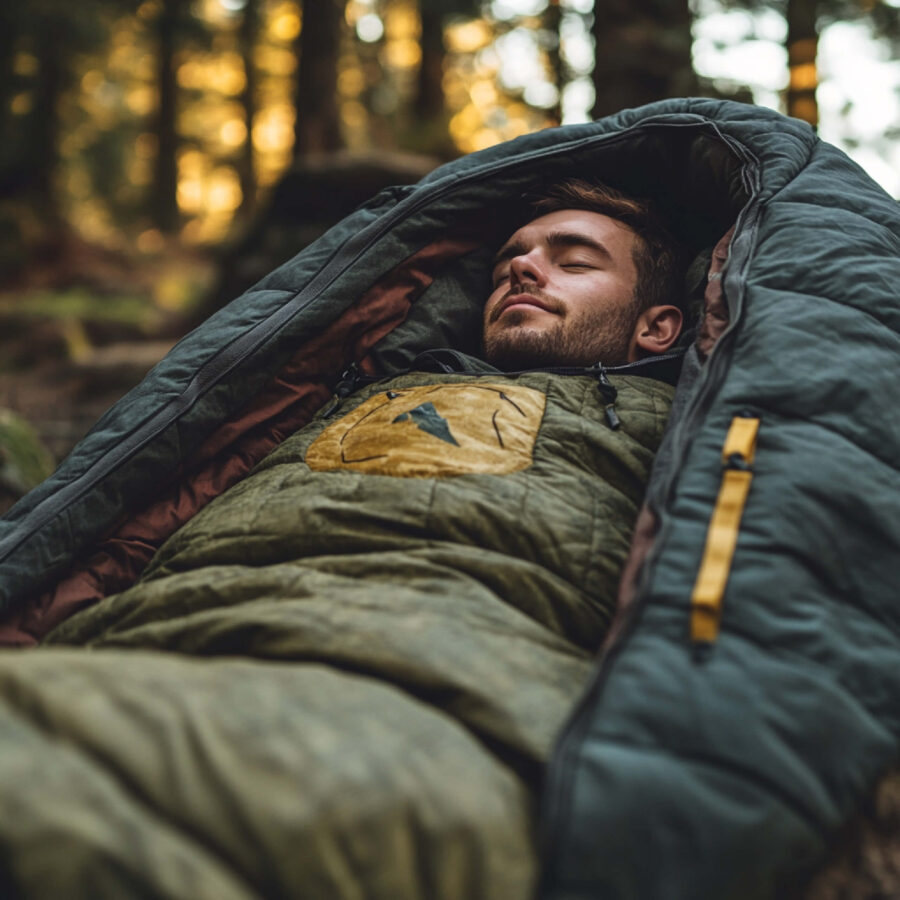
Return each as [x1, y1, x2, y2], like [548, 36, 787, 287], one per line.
[690, 416, 761, 644]
[721, 416, 760, 465]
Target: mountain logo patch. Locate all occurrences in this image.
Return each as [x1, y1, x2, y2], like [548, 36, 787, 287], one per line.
[393, 402, 459, 446]
[306, 383, 545, 477]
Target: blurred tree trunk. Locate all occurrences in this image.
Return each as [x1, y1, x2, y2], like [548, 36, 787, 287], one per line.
[151, 0, 181, 233]
[31, 15, 68, 226]
[415, 3, 446, 122]
[544, 0, 564, 126]
[0, 5, 27, 206]
[293, 0, 344, 158]
[237, 0, 260, 216]
[591, 0, 696, 119]
[0, 0, 133, 288]
[407, 0, 460, 156]
[787, 0, 819, 128]
[409, 0, 481, 155]
[0, 6, 20, 151]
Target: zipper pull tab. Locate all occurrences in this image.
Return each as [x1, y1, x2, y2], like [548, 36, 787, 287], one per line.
[322, 362, 360, 418]
[598, 368, 620, 430]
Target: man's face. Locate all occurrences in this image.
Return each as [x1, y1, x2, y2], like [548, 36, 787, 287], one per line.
[483, 209, 641, 369]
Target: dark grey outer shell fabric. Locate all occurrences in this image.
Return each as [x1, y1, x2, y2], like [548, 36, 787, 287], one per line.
[0, 98, 898, 898]
[538, 120, 900, 897]
[0, 98, 749, 606]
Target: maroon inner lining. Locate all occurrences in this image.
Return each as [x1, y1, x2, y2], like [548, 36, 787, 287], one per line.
[607, 225, 736, 654]
[1, 235, 481, 646]
[3, 223, 737, 648]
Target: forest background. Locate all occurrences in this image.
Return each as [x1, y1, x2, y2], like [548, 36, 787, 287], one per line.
[0, 0, 897, 508]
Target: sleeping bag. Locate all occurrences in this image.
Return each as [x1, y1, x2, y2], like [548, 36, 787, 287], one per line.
[0, 97, 898, 899]
[14, 363, 671, 898]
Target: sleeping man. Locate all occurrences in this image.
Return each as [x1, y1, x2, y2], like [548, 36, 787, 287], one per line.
[482, 179, 683, 370]
[0, 180, 687, 899]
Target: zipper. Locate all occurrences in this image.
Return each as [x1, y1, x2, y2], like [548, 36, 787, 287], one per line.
[0, 122, 659, 567]
[538, 137, 764, 880]
[500, 349, 685, 380]
[0, 116, 746, 578]
[597, 368, 620, 430]
[321, 363, 363, 418]
[649, 145, 762, 519]
[689, 413, 760, 648]
[318, 351, 683, 425]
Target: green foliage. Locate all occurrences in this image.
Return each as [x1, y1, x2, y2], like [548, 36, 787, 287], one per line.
[0, 290, 160, 330]
[0, 408, 55, 497]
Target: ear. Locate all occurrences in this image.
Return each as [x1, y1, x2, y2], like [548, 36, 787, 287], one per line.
[628, 305, 683, 361]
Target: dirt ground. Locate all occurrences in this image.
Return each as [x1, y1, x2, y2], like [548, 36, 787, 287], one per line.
[0, 340, 174, 514]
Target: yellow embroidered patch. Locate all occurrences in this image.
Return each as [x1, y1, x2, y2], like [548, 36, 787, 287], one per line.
[306, 383, 546, 477]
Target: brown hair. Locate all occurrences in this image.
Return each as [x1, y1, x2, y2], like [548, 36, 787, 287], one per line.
[526, 179, 683, 313]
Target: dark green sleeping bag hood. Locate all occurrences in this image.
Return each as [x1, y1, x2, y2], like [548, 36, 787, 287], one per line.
[1, 98, 898, 898]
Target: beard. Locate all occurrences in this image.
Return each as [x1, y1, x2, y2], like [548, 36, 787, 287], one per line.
[483, 297, 637, 371]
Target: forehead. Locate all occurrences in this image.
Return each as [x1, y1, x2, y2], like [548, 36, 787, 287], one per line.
[504, 208, 638, 256]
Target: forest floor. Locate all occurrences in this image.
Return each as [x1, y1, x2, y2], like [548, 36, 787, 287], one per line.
[0, 339, 177, 461]
[0, 239, 213, 513]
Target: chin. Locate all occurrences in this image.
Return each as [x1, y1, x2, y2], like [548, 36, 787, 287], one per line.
[483, 318, 632, 370]
[483, 325, 564, 370]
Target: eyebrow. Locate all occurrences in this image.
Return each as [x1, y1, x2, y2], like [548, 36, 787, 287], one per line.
[492, 230, 613, 268]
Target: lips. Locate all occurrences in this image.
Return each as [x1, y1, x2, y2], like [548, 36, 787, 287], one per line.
[490, 291, 557, 323]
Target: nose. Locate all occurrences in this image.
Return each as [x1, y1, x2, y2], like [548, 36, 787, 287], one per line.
[509, 251, 545, 291]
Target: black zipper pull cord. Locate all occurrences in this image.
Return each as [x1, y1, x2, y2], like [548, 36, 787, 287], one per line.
[598, 367, 620, 430]
[322, 362, 360, 418]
